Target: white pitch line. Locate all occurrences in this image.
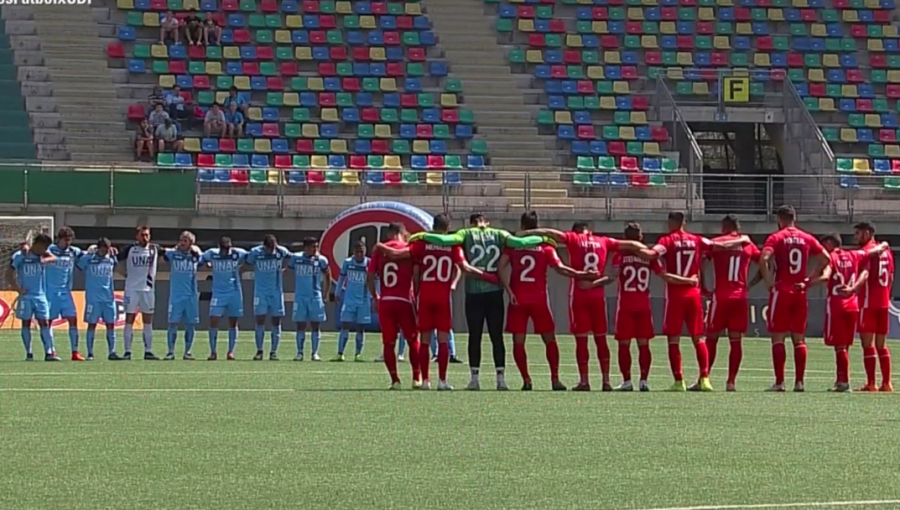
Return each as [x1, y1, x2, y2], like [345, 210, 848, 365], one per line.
[630, 499, 900, 510]
[0, 388, 294, 393]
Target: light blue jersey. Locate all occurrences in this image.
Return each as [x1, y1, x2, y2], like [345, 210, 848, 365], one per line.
[247, 245, 290, 317]
[45, 244, 82, 320]
[165, 249, 201, 325]
[202, 247, 247, 318]
[337, 256, 371, 325]
[289, 252, 329, 323]
[77, 253, 118, 325]
[10, 250, 49, 320]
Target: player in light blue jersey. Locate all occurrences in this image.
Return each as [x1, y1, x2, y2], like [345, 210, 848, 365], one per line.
[247, 234, 291, 360]
[331, 241, 371, 362]
[201, 236, 248, 360]
[163, 231, 202, 360]
[6, 233, 59, 361]
[289, 237, 331, 361]
[77, 238, 121, 361]
[430, 329, 460, 364]
[45, 227, 84, 361]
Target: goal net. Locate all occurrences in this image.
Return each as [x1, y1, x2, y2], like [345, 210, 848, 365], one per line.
[0, 216, 54, 291]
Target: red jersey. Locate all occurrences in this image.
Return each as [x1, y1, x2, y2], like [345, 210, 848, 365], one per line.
[368, 239, 415, 303]
[612, 252, 663, 312]
[860, 240, 894, 310]
[709, 233, 761, 299]
[827, 248, 865, 312]
[504, 245, 562, 303]
[409, 240, 465, 299]
[563, 231, 619, 298]
[762, 227, 825, 292]
[651, 230, 712, 298]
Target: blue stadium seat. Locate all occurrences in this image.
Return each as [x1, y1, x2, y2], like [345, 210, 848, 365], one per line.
[467, 155, 485, 170]
[118, 26, 136, 41]
[128, 60, 146, 73]
[232, 154, 250, 167]
[411, 155, 427, 169]
[175, 153, 192, 167]
[251, 155, 269, 168]
[288, 171, 307, 184]
[201, 138, 218, 153]
[272, 139, 289, 153]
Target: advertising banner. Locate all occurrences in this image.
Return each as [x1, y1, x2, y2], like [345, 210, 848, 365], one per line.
[0, 291, 143, 330]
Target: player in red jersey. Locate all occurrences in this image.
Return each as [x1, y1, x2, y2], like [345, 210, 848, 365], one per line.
[517, 222, 646, 391]
[854, 222, 894, 392]
[377, 214, 497, 391]
[367, 222, 421, 390]
[758, 205, 830, 392]
[703, 215, 761, 392]
[499, 211, 595, 391]
[601, 223, 699, 391]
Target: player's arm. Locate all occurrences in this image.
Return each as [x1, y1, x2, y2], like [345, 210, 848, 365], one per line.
[579, 274, 614, 290]
[614, 240, 649, 252]
[408, 229, 467, 246]
[497, 252, 516, 305]
[842, 268, 869, 296]
[516, 228, 566, 243]
[321, 265, 332, 299]
[659, 270, 699, 286]
[552, 263, 593, 280]
[6, 254, 21, 293]
[376, 242, 413, 260]
[412, 264, 421, 297]
[748, 268, 764, 288]
[758, 247, 775, 289]
[335, 261, 348, 301]
[450, 263, 462, 291]
[710, 235, 753, 251]
[807, 264, 832, 288]
[862, 241, 891, 258]
[807, 251, 831, 282]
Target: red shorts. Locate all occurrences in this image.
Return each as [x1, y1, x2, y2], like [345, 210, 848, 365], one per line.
[506, 300, 555, 335]
[707, 296, 749, 335]
[569, 292, 608, 335]
[767, 289, 808, 334]
[614, 308, 654, 341]
[378, 299, 418, 344]
[663, 294, 704, 337]
[825, 308, 858, 347]
[416, 296, 452, 333]
[858, 307, 890, 335]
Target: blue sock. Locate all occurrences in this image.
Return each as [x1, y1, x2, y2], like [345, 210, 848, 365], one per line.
[106, 329, 116, 355]
[167, 325, 177, 354]
[355, 331, 364, 356]
[431, 331, 438, 357]
[337, 329, 349, 355]
[311, 330, 321, 354]
[69, 326, 79, 353]
[254, 325, 264, 351]
[271, 325, 281, 354]
[40, 326, 53, 355]
[228, 327, 238, 354]
[86, 329, 96, 357]
[448, 330, 456, 357]
[209, 328, 219, 354]
[21, 325, 32, 355]
[398, 334, 406, 356]
[185, 325, 195, 354]
[296, 330, 305, 354]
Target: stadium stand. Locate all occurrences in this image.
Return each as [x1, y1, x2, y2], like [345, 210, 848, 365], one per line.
[0, 20, 36, 161]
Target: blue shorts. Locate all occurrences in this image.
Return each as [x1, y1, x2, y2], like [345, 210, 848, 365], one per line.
[254, 293, 285, 317]
[84, 301, 117, 325]
[48, 292, 77, 319]
[168, 296, 200, 325]
[16, 295, 49, 321]
[293, 297, 326, 323]
[340, 301, 371, 325]
[210, 292, 243, 318]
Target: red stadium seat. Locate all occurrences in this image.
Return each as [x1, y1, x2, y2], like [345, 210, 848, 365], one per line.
[127, 104, 146, 121]
[319, 15, 336, 29]
[302, 0, 318, 12]
[257, 46, 274, 60]
[383, 32, 400, 45]
[222, 0, 238, 10]
[192, 75, 210, 89]
[274, 155, 292, 168]
[107, 43, 124, 58]
[266, 77, 284, 91]
[608, 141, 626, 155]
[620, 157, 639, 172]
[262, 123, 280, 137]
[260, 0, 278, 12]
[630, 173, 650, 186]
[318, 93, 336, 106]
[169, 61, 187, 74]
[342, 78, 360, 91]
[880, 129, 896, 143]
[577, 125, 594, 139]
[350, 155, 367, 169]
[310, 30, 326, 44]
[371, 140, 389, 154]
[242, 62, 259, 75]
[296, 139, 313, 153]
[651, 126, 669, 142]
[888, 85, 900, 99]
[352, 47, 370, 61]
[632, 96, 649, 110]
[230, 169, 249, 184]
[188, 45, 206, 60]
[280, 62, 299, 76]
[591, 7, 608, 19]
[407, 48, 425, 61]
[427, 155, 445, 169]
[318, 63, 336, 76]
[441, 109, 459, 123]
[396, 16, 413, 30]
[386, 62, 404, 76]
[232, 29, 251, 44]
[197, 154, 215, 167]
[361, 108, 379, 122]
[384, 171, 401, 185]
[416, 124, 434, 138]
[329, 46, 347, 61]
[307, 171, 325, 184]
[219, 139, 236, 152]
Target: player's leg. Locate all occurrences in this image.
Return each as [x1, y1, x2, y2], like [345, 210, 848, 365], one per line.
[663, 299, 685, 391]
[55, 294, 81, 360]
[208, 312, 221, 361]
[725, 298, 748, 391]
[615, 339, 632, 391]
[535, 303, 565, 391]
[570, 296, 592, 390]
[416, 300, 435, 388]
[789, 294, 809, 392]
[592, 297, 612, 391]
[705, 296, 722, 372]
[876, 312, 892, 391]
[103, 303, 120, 360]
[398, 302, 421, 384]
[309, 321, 322, 362]
[686, 296, 712, 391]
[484, 290, 507, 389]
[140, 291, 157, 358]
[448, 329, 462, 363]
[270, 295, 287, 360]
[16, 298, 34, 360]
[182, 298, 199, 360]
[832, 346, 850, 392]
[512, 334, 531, 390]
[254, 294, 269, 359]
[767, 290, 788, 391]
[227, 317, 239, 360]
[335, 320, 352, 360]
[123, 292, 137, 358]
[166, 300, 183, 360]
[465, 292, 486, 389]
[86, 323, 98, 361]
[354, 303, 371, 361]
[859, 317, 879, 390]
[378, 302, 402, 388]
[34, 298, 57, 361]
[435, 329, 452, 390]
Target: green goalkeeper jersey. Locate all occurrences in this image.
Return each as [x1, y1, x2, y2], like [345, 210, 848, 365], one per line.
[461, 227, 509, 294]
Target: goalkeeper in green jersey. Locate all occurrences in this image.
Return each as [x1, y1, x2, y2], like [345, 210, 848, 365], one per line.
[409, 214, 550, 390]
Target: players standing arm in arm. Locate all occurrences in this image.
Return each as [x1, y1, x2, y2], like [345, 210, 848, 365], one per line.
[759, 248, 776, 289]
[335, 259, 348, 302]
[807, 263, 833, 288]
[365, 257, 379, 311]
[497, 252, 517, 305]
[841, 267, 870, 297]
[658, 270, 699, 287]
[321, 263, 332, 301]
[450, 264, 461, 291]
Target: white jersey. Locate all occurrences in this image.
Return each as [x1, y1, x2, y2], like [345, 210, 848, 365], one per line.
[120, 243, 160, 293]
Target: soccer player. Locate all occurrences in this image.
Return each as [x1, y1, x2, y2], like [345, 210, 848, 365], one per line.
[119, 226, 161, 360]
[854, 222, 894, 392]
[163, 231, 202, 360]
[7, 234, 58, 361]
[45, 227, 83, 360]
[704, 215, 761, 391]
[290, 237, 331, 362]
[498, 211, 595, 391]
[201, 236, 247, 361]
[759, 205, 830, 392]
[246, 234, 291, 361]
[78, 238, 121, 361]
[607, 223, 698, 391]
[332, 240, 369, 362]
[368, 222, 420, 389]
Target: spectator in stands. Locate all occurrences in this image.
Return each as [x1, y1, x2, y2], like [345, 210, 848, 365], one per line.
[224, 102, 244, 139]
[204, 18, 221, 45]
[223, 86, 249, 117]
[183, 14, 202, 46]
[156, 118, 184, 153]
[160, 11, 180, 44]
[135, 118, 155, 160]
[148, 86, 166, 109]
[204, 103, 227, 137]
[148, 103, 170, 129]
[165, 85, 190, 127]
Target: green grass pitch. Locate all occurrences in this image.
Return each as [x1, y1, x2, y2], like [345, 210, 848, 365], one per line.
[1, 331, 899, 510]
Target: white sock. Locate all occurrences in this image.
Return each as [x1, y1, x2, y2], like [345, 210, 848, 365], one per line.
[124, 324, 133, 353]
[143, 324, 153, 351]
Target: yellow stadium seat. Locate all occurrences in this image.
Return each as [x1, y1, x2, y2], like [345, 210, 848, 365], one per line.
[767, 9, 785, 21]
[267, 170, 280, 185]
[642, 0, 655, 4]
[567, 35, 583, 47]
[215, 91, 229, 104]
[887, 146, 900, 158]
[405, 2, 421, 15]
[587, 66, 605, 79]
[223, 46, 241, 59]
[591, 21, 608, 34]
[286, 15, 303, 28]
[308, 77, 324, 91]
[117, 0, 134, 8]
[613, 81, 630, 94]
[819, 98, 836, 111]
[283, 92, 300, 106]
[736, 22, 752, 35]
[627, 7, 644, 20]
[425, 172, 443, 185]
[233, 76, 251, 90]
[792, 0, 808, 6]
[810, 23, 827, 37]
[380, 78, 397, 91]
[808, 68, 825, 82]
[600, 96, 617, 109]
[311, 155, 328, 169]
[698, 8, 715, 20]
[865, 114, 882, 127]
[275, 30, 292, 44]
[717, 0, 734, 5]
[693, 82, 710, 95]
[205, 62, 223, 75]
[526, 50, 544, 63]
[184, 0, 198, 8]
[412, 140, 430, 154]
[441, 94, 458, 107]
[158, 75, 175, 88]
[575, 0, 590, 4]
[369, 47, 386, 61]
[302, 124, 319, 138]
[754, 53, 771, 67]
[840, 128, 858, 142]
[869, 39, 885, 52]
[254, 139, 272, 153]
[384, 155, 402, 169]
[853, 159, 871, 174]
[518, 19, 535, 32]
[294, 47, 312, 60]
[885, 26, 899, 38]
[151, 44, 168, 58]
[247, 107, 263, 121]
[360, 15, 377, 29]
[676, 52, 693, 66]
[713, 36, 731, 49]
[554, 111, 573, 124]
[374, 124, 392, 138]
[320, 108, 339, 122]
[330, 139, 348, 153]
[619, 126, 636, 140]
[865, 0, 880, 7]
[842, 85, 858, 98]
[643, 142, 661, 156]
[660, 21, 676, 34]
[731, 68, 749, 77]
[842, 10, 859, 23]
[342, 171, 361, 185]
[666, 67, 684, 80]
[183, 138, 201, 152]
[143, 12, 160, 27]
[641, 35, 659, 48]
[889, 70, 900, 83]
[604, 51, 621, 64]
[630, 112, 647, 124]
[336, 1, 352, 14]
[822, 54, 840, 68]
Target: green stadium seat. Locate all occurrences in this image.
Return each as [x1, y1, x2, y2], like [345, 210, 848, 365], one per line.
[401, 109, 418, 122]
[392, 139, 411, 154]
[836, 158, 854, 173]
[444, 79, 462, 93]
[471, 140, 488, 155]
[661, 157, 678, 173]
[577, 156, 594, 170]
[401, 171, 419, 185]
[573, 172, 592, 186]
[597, 156, 616, 172]
[157, 153, 175, 166]
[445, 155, 462, 169]
[649, 174, 667, 187]
[885, 177, 900, 190]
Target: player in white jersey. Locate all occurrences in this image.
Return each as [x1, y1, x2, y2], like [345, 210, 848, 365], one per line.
[118, 226, 161, 360]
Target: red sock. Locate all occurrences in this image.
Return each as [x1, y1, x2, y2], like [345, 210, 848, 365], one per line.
[835, 348, 849, 384]
[667, 343, 683, 381]
[863, 346, 878, 386]
[772, 343, 786, 385]
[383, 341, 400, 383]
[617, 342, 632, 381]
[694, 340, 710, 378]
[513, 342, 530, 383]
[707, 336, 719, 371]
[545, 340, 560, 382]
[638, 343, 652, 381]
[794, 344, 808, 384]
[575, 336, 590, 384]
[419, 340, 430, 382]
[594, 335, 610, 381]
[878, 347, 891, 385]
[407, 339, 421, 381]
[727, 340, 742, 385]
[438, 342, 449, 382]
